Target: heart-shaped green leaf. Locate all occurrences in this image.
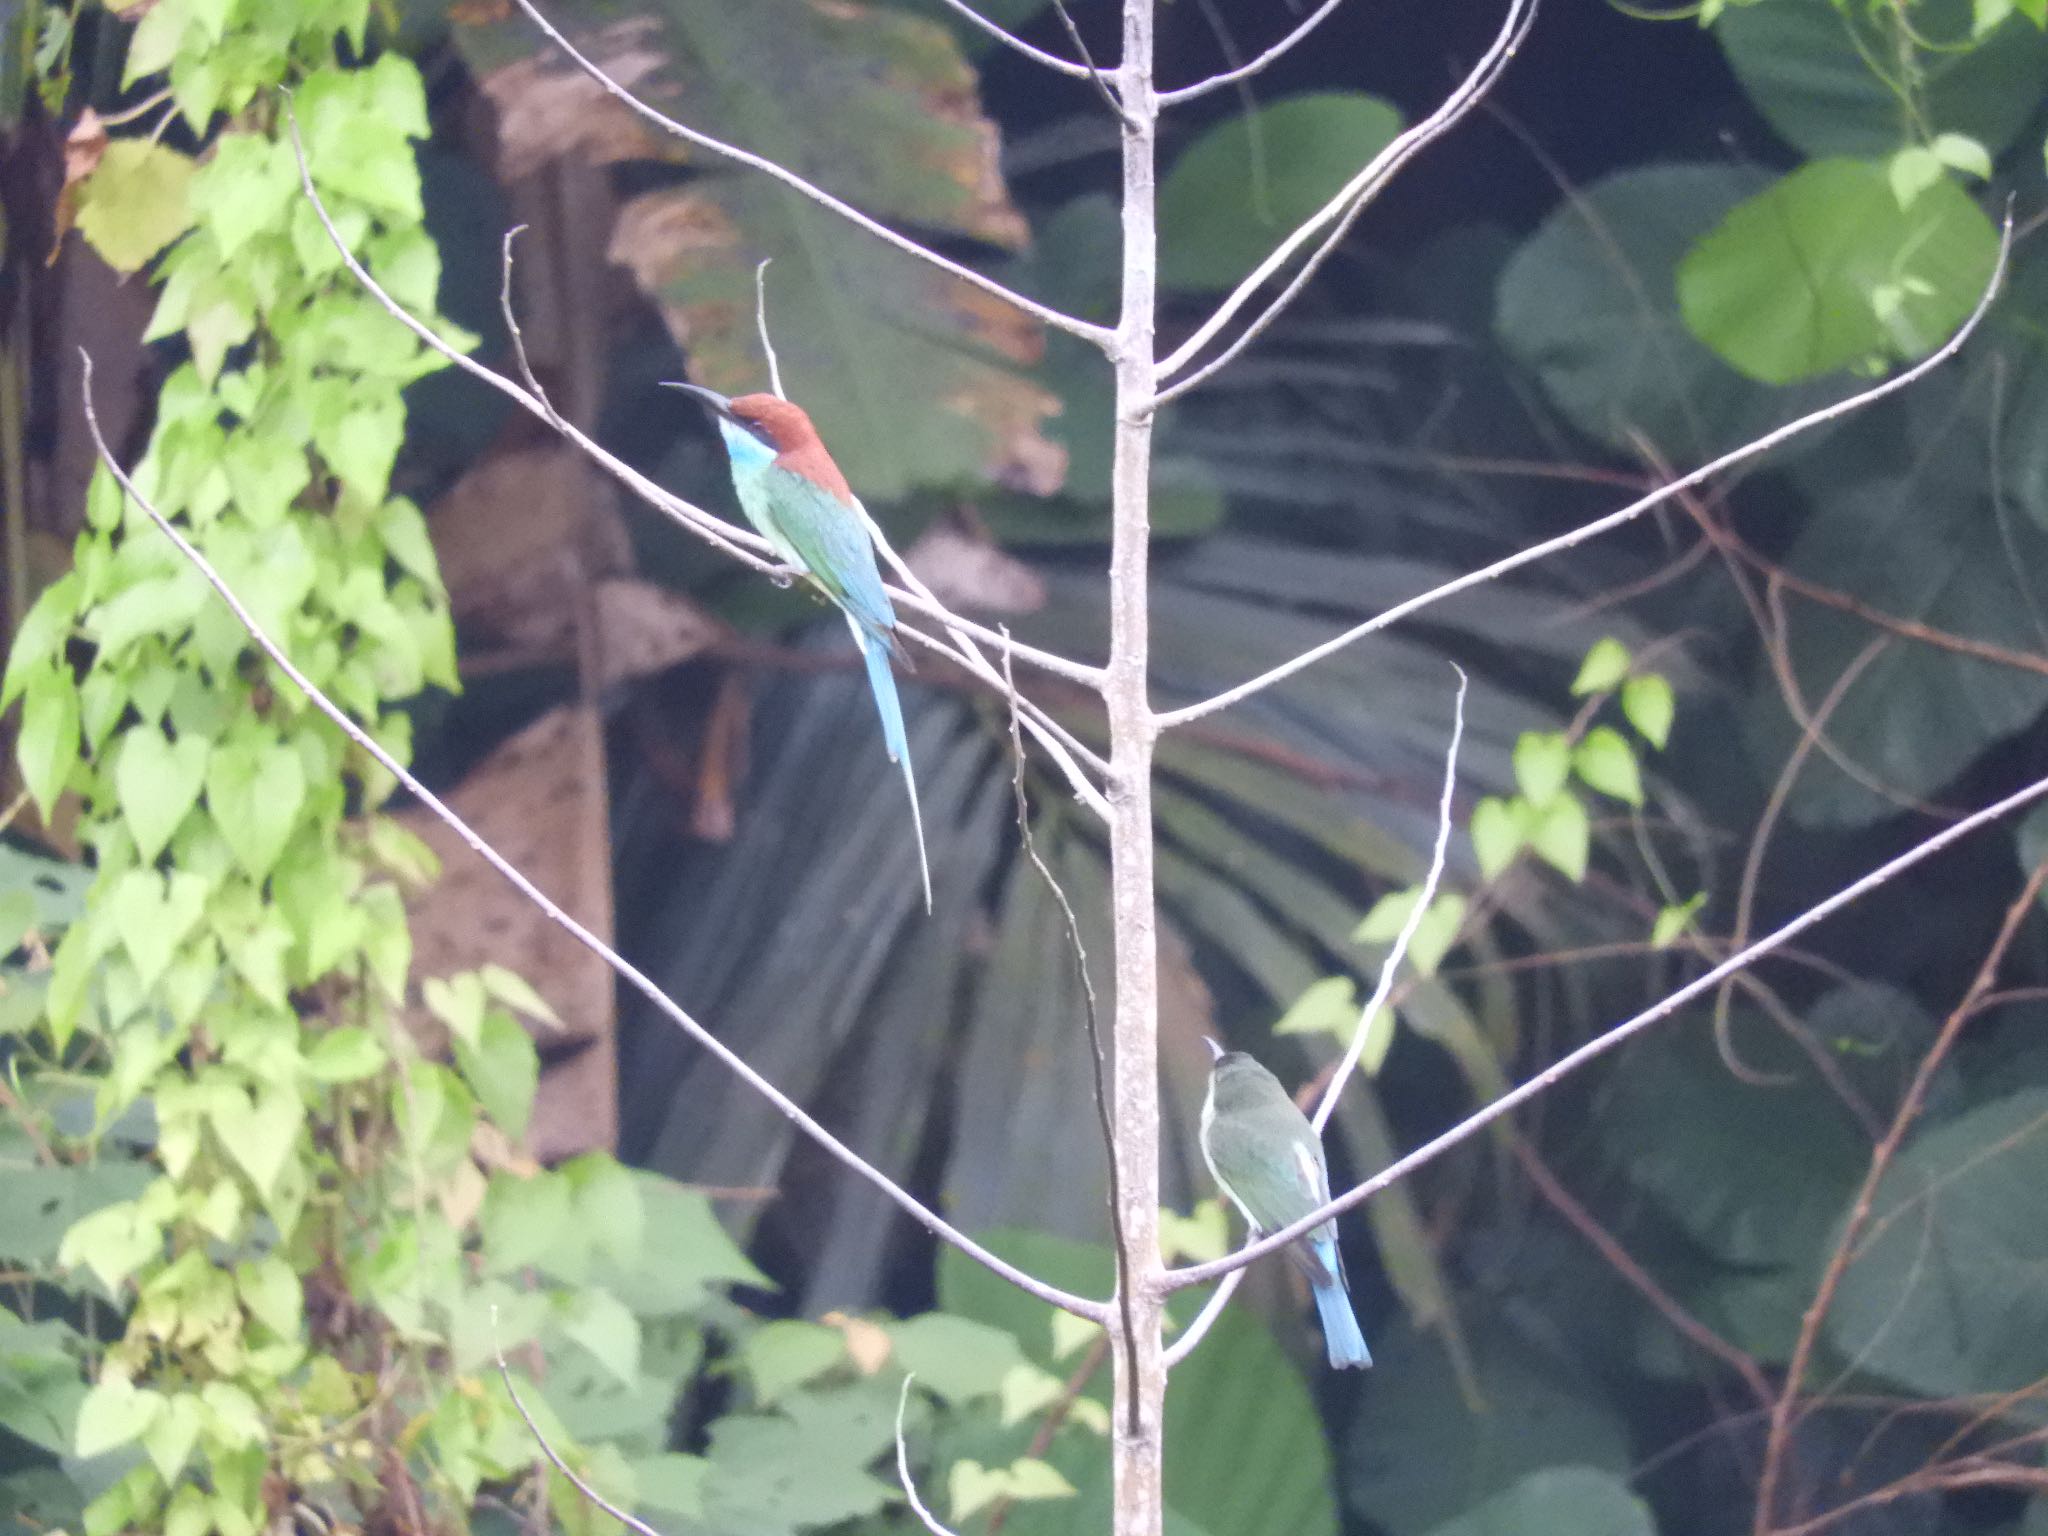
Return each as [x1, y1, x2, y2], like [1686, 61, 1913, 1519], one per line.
[208, 1085, 304, 1197]
[74, 1375, 163, 1458]
[116, 725, 210, 864]
[109, 870, 210, 989]
[205, 736, 306, 882]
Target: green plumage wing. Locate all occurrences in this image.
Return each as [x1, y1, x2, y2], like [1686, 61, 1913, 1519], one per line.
[756, 464, 898, 641]
[1201, 1059, 1341, 1279]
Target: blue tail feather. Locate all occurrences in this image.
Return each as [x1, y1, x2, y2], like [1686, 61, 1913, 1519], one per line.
[860, 628, 910, 765]
[855, 622, 930, 911]
[1311, 1276, 1372, 1369]
[1306, 1233, 1371, 1369]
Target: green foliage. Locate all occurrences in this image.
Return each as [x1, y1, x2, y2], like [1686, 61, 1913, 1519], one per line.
[1714, 0, 2048, 161]
[0, 13, 806, 1536]
[1678, 158, 1999, 384]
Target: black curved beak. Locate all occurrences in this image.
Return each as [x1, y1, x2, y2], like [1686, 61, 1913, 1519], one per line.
[660, 381, 736, 422]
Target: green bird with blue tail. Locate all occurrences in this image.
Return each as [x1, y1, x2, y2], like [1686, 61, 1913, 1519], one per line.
[1199, 1039, 1372, 1369]
[667, 383, 929, 909]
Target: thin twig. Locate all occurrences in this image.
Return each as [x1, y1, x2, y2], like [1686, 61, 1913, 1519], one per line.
[1046, 0, 1130, 121]
[928, 0, 1099, 78]
[755, 258, 786, 400]
[498, 225, 554, 409]
[492, 1311, 665, 1536]
[504, 0, 1111, 346]
[1165, 669, 1467, 1368]
[894, 1376, 960, 1536]
[1314, 665, 1466, 1132]
[1153, 0, 1536, 395]
[1003, 637, 1137, 1429]
[79, 352, 1107, 1326]
[1157, 221, 2011, 729]
[1164, 762, 2048, 1292]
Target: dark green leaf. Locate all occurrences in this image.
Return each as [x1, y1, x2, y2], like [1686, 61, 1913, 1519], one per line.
[1425, 1466, 1654, 1536]
[1718, 0, 2048, 161]
[1159, 92, 1403, 292]
[1826, 1086, 2048, 1398]
[1346, 1319, 1631, 1536]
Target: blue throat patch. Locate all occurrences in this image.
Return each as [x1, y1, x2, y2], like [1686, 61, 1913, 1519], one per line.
[718, 418, 777, 473]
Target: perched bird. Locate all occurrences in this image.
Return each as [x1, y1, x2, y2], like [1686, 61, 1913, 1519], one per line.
[1198, 1039, 1371, 1369]
[665, 383, 929, 909]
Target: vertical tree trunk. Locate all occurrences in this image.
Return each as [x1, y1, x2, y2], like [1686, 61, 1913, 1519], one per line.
[1108, 4, 1163, 1534]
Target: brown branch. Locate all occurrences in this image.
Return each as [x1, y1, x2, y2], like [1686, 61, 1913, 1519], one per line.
[1752, 851, 2048, 1534]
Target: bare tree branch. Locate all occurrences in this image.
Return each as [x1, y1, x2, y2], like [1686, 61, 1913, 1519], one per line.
[1156, 223, 2012, 729]
[80, 352, 1108, 1326]
[1103, 1, 1170, 1524]
[1152, 0, 1536, 394]
[505, 0, 1113, 346]
[1163, 761, 2048, 1292]
[1164, 669, 1465, 1370]
[755, 257, 787, 401]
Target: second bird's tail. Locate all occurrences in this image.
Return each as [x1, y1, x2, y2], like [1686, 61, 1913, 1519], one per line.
[1310, 1274, 1373, 1371]
[856, 622, 932, 912]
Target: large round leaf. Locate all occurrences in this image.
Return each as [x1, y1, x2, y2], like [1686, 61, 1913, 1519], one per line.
[1496, 165, 1840, 461]
[1718, 0, 2048, 161]
[1160, 92, 1403, 293]
[1677, 160, 2000, 386]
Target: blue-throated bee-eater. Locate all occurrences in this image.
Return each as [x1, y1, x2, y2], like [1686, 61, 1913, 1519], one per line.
[666, 384, 930, 909]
